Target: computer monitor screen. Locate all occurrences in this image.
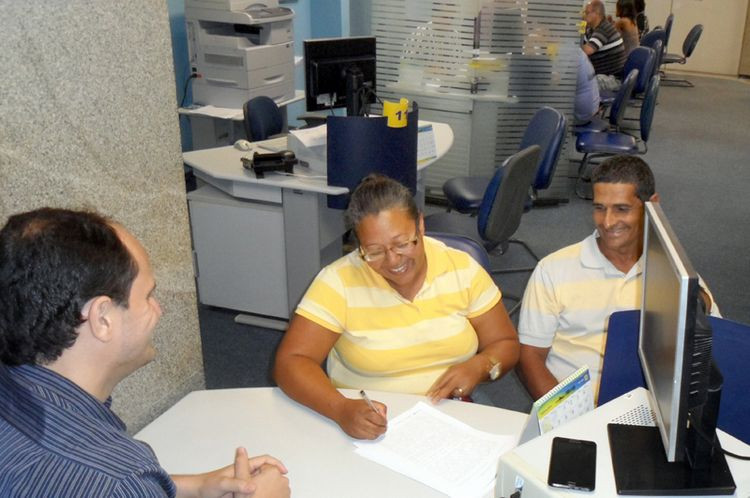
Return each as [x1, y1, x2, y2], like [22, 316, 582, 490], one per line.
[304, 36, 376, 116]
[608, 202, 735, 495]
[639, 201, 703, 463]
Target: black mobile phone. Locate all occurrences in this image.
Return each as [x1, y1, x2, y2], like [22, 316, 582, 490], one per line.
[547, 436, 597, 491]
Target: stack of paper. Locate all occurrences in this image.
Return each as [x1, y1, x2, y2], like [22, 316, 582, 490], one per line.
[354, 402, 516, 498]
[181, 105, 243, 120]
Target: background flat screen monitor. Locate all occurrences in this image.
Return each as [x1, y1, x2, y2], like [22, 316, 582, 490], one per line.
[304, 36, 376, 115]
[608, 202, 735, 495]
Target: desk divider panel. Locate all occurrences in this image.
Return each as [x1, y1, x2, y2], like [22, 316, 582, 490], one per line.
[326, 108, 419, 210]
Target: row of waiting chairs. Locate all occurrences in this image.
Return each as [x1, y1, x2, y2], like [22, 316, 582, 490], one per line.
[570, 16, 704, 196]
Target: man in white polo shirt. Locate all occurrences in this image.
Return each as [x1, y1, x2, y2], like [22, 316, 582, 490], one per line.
[517, 155, 657, 400]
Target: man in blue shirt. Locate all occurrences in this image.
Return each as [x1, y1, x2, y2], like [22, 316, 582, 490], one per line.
[0, 208, 290, 497]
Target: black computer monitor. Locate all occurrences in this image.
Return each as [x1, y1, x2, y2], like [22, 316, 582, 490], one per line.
[608, 202, 735, 495]
[303, 36, 376, 116]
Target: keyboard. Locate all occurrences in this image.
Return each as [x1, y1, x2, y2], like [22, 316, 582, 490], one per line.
[256, 136, 289, 153]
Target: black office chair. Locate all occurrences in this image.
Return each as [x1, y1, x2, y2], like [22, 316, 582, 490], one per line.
[661, 24, 703, 87]
[243, 96, 284, 142]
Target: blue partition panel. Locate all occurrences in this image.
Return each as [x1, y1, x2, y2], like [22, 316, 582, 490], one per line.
[326, 108, 418, 209]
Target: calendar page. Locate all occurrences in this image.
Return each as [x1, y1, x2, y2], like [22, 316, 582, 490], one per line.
[535, 366, 594, 435]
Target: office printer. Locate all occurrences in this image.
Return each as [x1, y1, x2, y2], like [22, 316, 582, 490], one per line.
[186, 0, 295, 108]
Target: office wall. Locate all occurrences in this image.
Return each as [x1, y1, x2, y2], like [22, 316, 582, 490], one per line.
[0, 1, 204, 433]
[647, 0, 749, 76]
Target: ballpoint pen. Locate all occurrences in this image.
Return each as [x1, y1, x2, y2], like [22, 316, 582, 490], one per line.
[359, 389, 380, 414]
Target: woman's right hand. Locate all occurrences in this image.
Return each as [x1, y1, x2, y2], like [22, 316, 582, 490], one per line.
[334, 398, 388, 440]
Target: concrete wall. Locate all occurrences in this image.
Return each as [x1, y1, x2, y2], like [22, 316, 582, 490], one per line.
[0, 1, 204, 433]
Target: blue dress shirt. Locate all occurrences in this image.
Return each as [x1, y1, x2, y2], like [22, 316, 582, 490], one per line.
[0, 364, 176, 497]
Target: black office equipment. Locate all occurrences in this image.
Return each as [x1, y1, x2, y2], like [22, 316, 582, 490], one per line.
[241, 151, 297, 179]
[304, 36, 376, 116]
[607, 202, 735, 495]
[547, 437, 597, 492]
[325, 105, 418, 210]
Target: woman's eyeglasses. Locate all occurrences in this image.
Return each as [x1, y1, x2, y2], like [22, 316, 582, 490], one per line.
[359, 232, 420, 263]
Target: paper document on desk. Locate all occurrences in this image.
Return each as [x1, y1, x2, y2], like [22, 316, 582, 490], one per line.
[353, 402, 516, 498]
[288, 125, 327, 147]
[182, 105, 243, 120]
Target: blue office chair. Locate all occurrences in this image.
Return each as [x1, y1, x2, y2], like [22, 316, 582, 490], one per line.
[442, 107, 566, 214]
[645, 39, 663, 83]
[599, 310, 750, 445]
[640, 28, 666, 53]
[663, 13, 674, 53]
[243, 96, 284, 141]
[426, 232, 491, 272]
[425, 232, 525, 315]
[574, 70, 643, 199]
[425, 148, 541, 316]
[598, 47, 655, 109]
[573, 67, 639, 136]
[662, 24, 703, 87]
[577, 73, 659, 158]
[425, 144, 541, 283]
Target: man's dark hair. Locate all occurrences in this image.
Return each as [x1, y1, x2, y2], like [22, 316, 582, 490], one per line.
[633, 0, 646, 13]
[591, 155, 656, 202]
[344, 174, 419, 236]
[0, 208, 138, 366]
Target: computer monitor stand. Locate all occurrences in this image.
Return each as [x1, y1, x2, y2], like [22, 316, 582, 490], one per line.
[608, 424, 736, 495]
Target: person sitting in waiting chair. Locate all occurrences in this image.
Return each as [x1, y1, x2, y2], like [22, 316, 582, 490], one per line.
[582, 0, 627, 92]
[274, 174, 519, 440]
[613, 0, 640, 58]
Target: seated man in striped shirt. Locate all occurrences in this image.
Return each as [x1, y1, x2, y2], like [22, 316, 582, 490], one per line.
[0, 208, 289, 498]
[274, 175, 520, 440]
[583, 0, 627, 91]
[517, 156, 659, 402]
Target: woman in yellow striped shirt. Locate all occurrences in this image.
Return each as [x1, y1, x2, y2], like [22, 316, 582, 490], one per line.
[274, 175, 519, 439]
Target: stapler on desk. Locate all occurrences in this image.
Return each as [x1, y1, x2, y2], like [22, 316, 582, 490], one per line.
[241, 151, 298, 179]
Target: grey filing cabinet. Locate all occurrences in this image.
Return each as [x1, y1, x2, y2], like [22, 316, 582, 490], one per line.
[187, 184, 289, 318]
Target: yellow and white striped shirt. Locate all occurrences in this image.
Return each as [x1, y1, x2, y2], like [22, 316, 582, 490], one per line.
[296, 236, 502, 394]
[518, 232, 643, 392]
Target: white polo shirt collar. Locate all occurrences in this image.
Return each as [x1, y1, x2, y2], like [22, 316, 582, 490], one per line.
[581, 230, 643, 279]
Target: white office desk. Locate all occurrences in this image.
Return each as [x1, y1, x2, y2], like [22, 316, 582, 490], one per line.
[184, 122, 453, 325]
[135, 387, 526, 498]
[496, 388, 750, 498]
